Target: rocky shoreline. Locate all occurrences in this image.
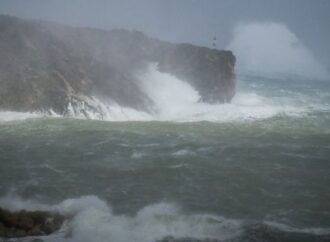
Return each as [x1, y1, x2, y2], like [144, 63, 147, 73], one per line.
[0, 208, 64, 238]
[0, 15, 235, 116]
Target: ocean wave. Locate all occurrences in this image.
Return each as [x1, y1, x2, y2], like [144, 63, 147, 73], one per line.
[0, 92, 317, 123]
[0, 111, 43, 122]
[1, 194, 329, 242]
[0, 91, 319, 124]
[264, 221, 330, 236]
[1, 65, 329, 123]
[0, 195, 242, 242]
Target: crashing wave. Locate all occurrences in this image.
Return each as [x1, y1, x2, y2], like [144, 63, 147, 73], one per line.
[1, 194, 329, 242]
[0, 65, 320, 123]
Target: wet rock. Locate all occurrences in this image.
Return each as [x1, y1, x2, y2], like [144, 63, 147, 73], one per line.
[0, 207, 64, 238]
[0, 14, 236, 115]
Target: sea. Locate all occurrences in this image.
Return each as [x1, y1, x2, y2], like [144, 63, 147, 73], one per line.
[1, 69, 330, 242]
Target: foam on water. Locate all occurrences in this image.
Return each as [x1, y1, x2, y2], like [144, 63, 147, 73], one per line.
[1, 194, 330, 242]
[65, 96, 153, 121]
[0, 111, 42, 122]
[264, 221, 330, 236]
[0, 63, 327, 123]
[135, 63, 311, 122]
[0, 195, 242, 242]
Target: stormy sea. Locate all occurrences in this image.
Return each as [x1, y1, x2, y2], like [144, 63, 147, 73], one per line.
[1, 69, 330, 242]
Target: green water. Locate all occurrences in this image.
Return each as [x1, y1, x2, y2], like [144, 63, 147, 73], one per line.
[1, 75, 330, 242]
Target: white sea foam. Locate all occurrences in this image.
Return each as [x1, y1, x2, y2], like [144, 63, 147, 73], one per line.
[264, 221, 330, 236]
[135, 63, 309, 122]
[172, 149, 195, 156]
[0, 194, 242, 242]
[0, 63, 324, 123]
[66, 96, 153, 121]
[131, 151, 144, 159]
[1, 194, 330, 242]
[0, 111, 43, 122]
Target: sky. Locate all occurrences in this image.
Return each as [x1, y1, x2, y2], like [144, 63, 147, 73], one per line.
[0, 0, 330, 69]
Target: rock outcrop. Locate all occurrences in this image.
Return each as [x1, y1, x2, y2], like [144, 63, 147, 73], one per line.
[0, 208, 64, 238]
[0, 15, 235, 116]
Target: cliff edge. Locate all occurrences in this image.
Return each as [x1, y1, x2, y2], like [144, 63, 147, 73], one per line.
[0, 15, 235, 116]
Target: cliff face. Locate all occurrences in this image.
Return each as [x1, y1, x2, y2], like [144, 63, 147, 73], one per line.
[157, 44, 235, 103]
[0, 15, 235, 115]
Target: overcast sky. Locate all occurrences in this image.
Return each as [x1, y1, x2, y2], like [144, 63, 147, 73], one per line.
[1, 0, 329, 68]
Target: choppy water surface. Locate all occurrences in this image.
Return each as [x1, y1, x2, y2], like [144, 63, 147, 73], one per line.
[1, 75, 330, 242]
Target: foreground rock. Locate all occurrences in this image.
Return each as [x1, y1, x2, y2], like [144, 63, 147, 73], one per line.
[0, 15, 235, 116]
[0, 208, 64, 238]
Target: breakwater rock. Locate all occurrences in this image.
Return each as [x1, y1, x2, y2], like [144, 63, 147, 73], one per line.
[0, 207, 64, 238]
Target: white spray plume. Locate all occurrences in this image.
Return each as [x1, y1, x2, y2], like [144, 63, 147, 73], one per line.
[1, 63, 318, 123]
[228, 22, 329, 79]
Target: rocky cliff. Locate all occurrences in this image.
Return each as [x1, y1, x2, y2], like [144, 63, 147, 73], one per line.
[0, 15, 235, 116]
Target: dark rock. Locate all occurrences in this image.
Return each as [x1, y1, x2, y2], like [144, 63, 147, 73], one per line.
[0, 15, 236, 116]
[157, 43, 236, 103]
[0, 207, 65, 238]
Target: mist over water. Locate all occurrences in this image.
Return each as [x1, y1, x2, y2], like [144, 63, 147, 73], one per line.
[47, 63, 322, 123]
[0, 63, 327, 123]
[0, 195, 244, 242]
[1, 19, 330, 242]
[112, 63, 329, 122]
[1, 70, 330, 242]
[228, 22, 330, 79]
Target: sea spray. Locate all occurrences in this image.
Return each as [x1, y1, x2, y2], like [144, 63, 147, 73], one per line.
[228, 22, 330, 79]
[1, 194, 330, 242]
[0, 64, 328, 123]
[136, 64, 307, 121]
[0, 71, 319, 123]
[0, 111, 43, 122]
[0, 195, 243, 242]
[1, 79, 330, 241]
